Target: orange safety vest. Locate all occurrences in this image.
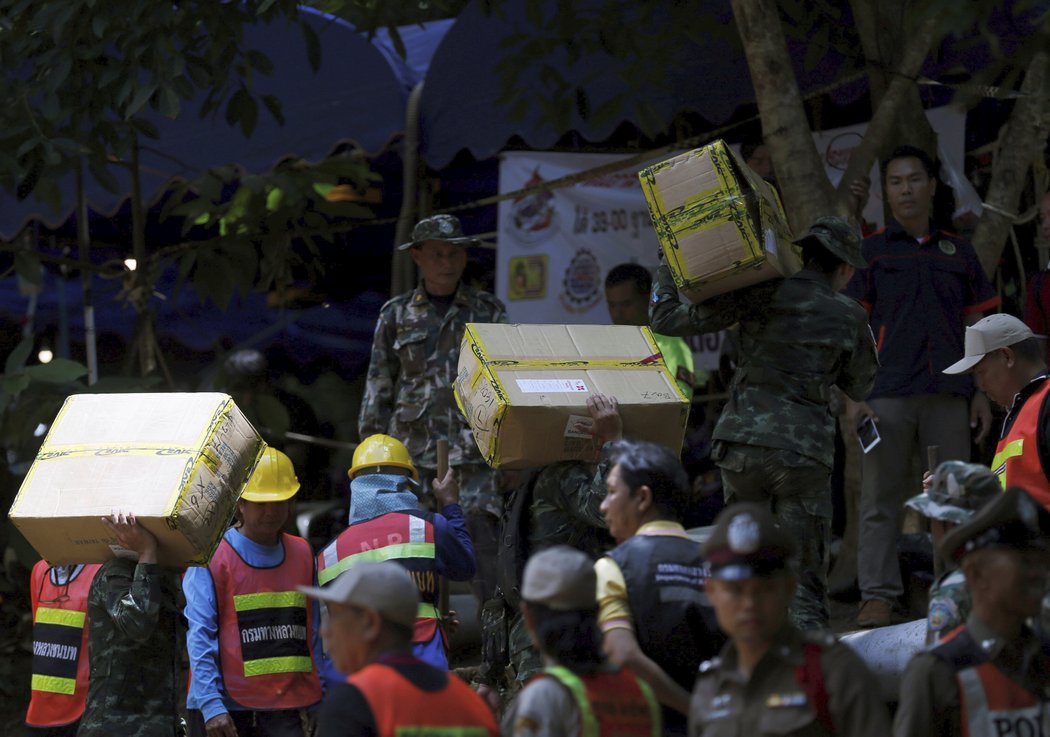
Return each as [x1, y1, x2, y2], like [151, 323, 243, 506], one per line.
[26, 561, 101, 727]
[539, 666, 662, 737]
[317, 512, 441, 646]
[992, 379, 1050, 508]
[212, 533, 322, 710]
[349, 658, 498, 737]
[934, 626, 1050, 737]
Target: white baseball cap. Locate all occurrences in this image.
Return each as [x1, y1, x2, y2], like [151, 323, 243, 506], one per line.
[943, 313, 1035, 375]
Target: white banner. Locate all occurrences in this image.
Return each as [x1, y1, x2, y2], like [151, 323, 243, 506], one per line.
[497, 151, 662, 324]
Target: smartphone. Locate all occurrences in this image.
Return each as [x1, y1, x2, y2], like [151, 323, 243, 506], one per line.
[858, 416, 881, 454]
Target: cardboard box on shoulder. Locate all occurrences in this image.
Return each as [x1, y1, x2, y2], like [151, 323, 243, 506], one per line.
[639, 139, 799, 301]
[8, 392, 265, 567]
[454, 323, 689, 469]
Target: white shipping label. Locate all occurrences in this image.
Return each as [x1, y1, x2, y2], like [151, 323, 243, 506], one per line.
[564, 415, 594, 439]
[515, 378, 589, 393]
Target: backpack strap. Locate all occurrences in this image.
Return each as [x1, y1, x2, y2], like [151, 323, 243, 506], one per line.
[794, 642, 834, 735]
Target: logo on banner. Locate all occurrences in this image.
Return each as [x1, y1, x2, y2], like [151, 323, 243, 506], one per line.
[559, 248, 602, 313]
[823, 132, 863, 171]
[508, 167, 559, 245]
[507, 255, 548, 301]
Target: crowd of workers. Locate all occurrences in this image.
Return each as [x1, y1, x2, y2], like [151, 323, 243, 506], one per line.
[21, 140, 1050, 737]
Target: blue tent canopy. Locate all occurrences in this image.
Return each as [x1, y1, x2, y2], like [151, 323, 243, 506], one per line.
[418, 0, 1036, 168]
[0, 7, 410, 240]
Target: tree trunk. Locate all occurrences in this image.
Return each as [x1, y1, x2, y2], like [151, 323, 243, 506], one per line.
[731, 0, 835, 232]
[849, 0, 936, 160]
[834, 9, 939, 214]
[972, 45, 1050, 277]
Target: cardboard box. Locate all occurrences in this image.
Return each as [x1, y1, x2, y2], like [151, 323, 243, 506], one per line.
[454, 323, 689, 469]
[9, 393, 264, 567]
[639, 139, 799, 301]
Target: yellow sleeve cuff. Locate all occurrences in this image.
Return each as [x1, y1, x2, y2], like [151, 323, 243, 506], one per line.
[594, 556, 633, 631]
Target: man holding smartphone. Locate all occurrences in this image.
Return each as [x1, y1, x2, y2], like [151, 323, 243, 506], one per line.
[651, 216, 877, 630]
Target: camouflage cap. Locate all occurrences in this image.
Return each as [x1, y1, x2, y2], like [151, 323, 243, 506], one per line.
[521, 545, 597, 611]
[904, 461, 1002, 524]
[397, 214, 479, 251]
[703, 502, 797, 580]
[793, 216, 867, 269]
[939, 486, 1050, 564]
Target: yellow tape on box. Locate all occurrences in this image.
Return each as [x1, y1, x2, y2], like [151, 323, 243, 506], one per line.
[9, 393, 265, 567]
[639, 139, 798, 302]
[454, 323, 689, 469]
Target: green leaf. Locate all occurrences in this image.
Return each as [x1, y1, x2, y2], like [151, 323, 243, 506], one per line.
[88, 159, 121, 194]
[239, 94, 258, 137]
[24, 359, 88, 384]
[125, 82, 158, 118]
[301, 21, 321, 72]
[157, 86, 180, 117]
[262, 94, 284, 125]
[1, 374, 31, 397]
[91, 14, 107, 37]
[5, 337, 33, 375]
[246, 49, 274, 75]
[14, 250, 42, 287]
[226, 88, 247, 127]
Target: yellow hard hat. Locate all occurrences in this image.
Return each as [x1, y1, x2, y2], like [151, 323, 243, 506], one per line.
[349, 434, 418, 480]
[241, 447, 300, 503]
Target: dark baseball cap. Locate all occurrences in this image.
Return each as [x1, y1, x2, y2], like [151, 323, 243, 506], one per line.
[792, 216, 867, 269]
[703, 503, 797, 580]
[397, 214, 479, 251]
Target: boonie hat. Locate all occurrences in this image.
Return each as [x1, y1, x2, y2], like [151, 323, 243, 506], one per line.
[521, 545, 596, 611]
[938, 486, 1050, 563]
[397, 214, 479, 251]
[703, 503, 797, 580]
[298, 561, 419, 630]
[905, 461, 1002, 525]
[943, 314, 1034, 375]
[792, 216, 867, 269]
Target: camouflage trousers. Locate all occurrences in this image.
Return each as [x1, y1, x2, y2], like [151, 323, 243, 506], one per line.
[421, 463, 501, 606]
[509, 612, 543, 683]
[716, 442, 832, 631]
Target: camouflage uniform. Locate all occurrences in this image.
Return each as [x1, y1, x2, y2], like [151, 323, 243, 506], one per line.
[358, 280, 506, 515]
[508, 459, 612, 682]
[651, 256, 877, 630]
[903, 460, 1000, 643]
[77, 558, 183, 737]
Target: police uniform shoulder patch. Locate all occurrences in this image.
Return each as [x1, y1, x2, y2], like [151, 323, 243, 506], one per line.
[927, 596, 961, 635]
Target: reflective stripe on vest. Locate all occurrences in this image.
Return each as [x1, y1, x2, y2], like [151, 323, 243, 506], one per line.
[543, 666, 662, 737]
[317, 512, 436, 586]
[213, 534, 322, 709]
[318, 513, 442, 649]
[27, 561, 101, 727]
[934, 626, 1050, 737]
[992, 379, 1050, 507]
[349, 660, 498, 737]
[233, 591, 313, 676]
[31, 606, 84, 695]
[957, 666, 1049, 737]
[318, 542, 435, 585]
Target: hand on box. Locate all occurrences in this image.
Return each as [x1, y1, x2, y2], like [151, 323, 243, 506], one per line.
[588, 393, 622, 451]
[101, 511, 158, 564]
